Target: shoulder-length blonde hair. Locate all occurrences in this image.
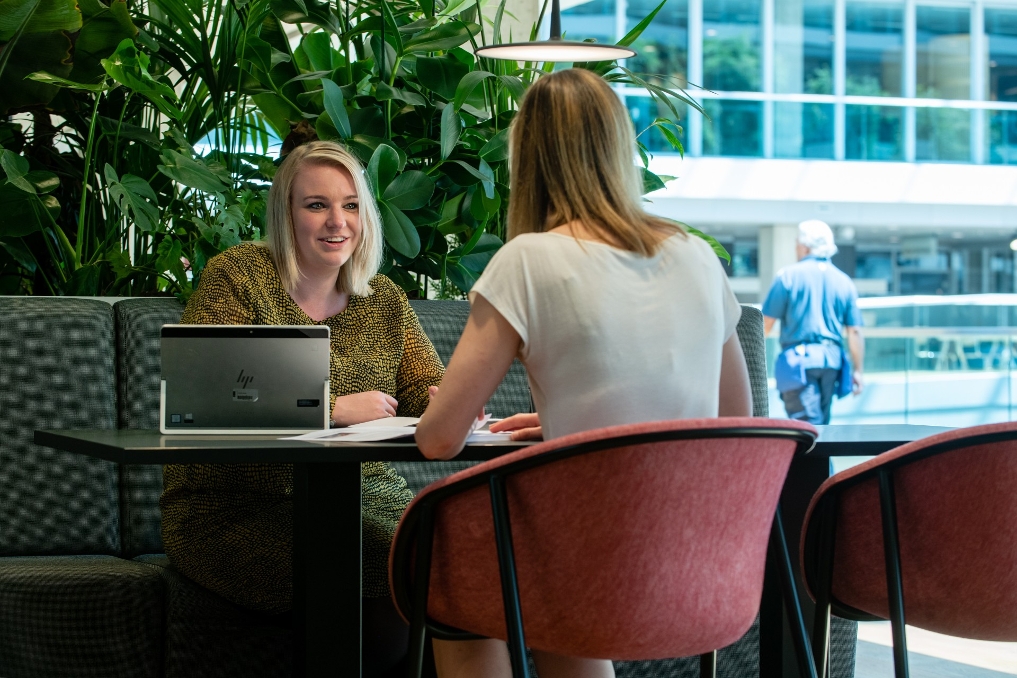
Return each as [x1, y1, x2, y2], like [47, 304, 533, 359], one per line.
[507, 68, 681, 255]
[264, 140, 383, 296]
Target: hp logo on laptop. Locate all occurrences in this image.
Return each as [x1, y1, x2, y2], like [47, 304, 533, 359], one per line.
[237, 369, 254, 389]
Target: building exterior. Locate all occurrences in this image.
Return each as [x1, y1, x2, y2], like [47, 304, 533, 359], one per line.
[557, 0, 1017, 301]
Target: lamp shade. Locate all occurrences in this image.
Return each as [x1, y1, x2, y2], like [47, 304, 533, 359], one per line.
[475, 0, 637, 63]
[475, 40, 636, 62]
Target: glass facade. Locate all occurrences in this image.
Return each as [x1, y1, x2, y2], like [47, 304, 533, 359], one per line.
[846, 2, 903, 97]
[560, 0, 1017, 164]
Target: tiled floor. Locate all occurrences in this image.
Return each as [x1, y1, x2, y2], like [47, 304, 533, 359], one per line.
[855, 623, 1017, 677]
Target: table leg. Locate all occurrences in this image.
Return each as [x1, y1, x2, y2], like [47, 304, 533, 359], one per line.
[294, 461, 362, 677]
[760, 456, 831, 678]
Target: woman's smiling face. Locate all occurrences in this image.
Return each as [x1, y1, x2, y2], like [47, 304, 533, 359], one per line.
[290, 162, 361, 280]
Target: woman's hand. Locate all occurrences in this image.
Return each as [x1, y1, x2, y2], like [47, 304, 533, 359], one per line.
[489, 413, 542, 441]
[332, 391, 398, 426]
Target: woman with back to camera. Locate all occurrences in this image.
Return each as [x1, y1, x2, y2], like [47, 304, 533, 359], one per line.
[415, 68, 753, 677]
[160, 141, 443, 677]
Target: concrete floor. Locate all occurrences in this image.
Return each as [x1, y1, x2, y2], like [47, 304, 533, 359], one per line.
[856, 623, 1017, 677]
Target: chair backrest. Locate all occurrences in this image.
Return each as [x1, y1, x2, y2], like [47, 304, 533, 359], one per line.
[391, 417, 815, 660]
[801, 421, 1017, 641]
[0, 298, 120, 555]
[736, 306, 768, 417]
[113, 297, 184, 556]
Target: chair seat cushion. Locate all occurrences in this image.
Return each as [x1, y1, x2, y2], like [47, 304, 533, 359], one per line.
[0, 555, 164, 678]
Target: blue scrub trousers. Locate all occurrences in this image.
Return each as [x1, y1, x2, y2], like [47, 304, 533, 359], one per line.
[781, 367, 839, 425]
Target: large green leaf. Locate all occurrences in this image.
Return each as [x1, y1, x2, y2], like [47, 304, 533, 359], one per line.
[252, 92, 301, 137]
[0, 0, 79, 42]
[367, 143, 400, 195]
[446, 261, 478, 292]
[479, 128, 510, 162]
[403, 21, 479, 53]
[69, 0, 136, 84]
[378, 200, 421, 258]
[157, 150, 229, 194]
[685, 225, 732, 264]
[641, 167, 667, 194]
[0, 183, 57, 237]
[321, 78, 351, 138]
[382, 171, 434, 211]
[105, 163, 159, 232]
[26, 71, 105, 91]
[617, 0, 668, 47]
[453, 70, 495, 110]
[440, 105, 461, 160]
[101, 39, 182, 119]
[460, 232, 502, 272]
[0, 236, 36, 272]
[0, 150, 33, 193]
[0, 28, 74, 113]
[301, 31, 333, 72]
[416, 55, 469, 99]
[66, 263, 100, 295]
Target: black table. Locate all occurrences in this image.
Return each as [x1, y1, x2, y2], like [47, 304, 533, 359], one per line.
[35, 423, 950, 678]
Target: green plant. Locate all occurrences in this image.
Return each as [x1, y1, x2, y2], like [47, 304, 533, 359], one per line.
[0, 0, 710, 298]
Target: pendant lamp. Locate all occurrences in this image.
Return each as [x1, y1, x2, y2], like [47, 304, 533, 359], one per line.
[475, 0, 636, 62]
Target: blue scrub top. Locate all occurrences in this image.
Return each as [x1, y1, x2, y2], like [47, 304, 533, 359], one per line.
[761, 256, 862, 369]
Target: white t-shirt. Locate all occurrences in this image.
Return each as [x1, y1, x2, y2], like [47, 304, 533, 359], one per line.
[469, 231, 743, 440]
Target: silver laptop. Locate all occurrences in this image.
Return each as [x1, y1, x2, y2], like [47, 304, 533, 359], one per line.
[160, 325, 330, 434]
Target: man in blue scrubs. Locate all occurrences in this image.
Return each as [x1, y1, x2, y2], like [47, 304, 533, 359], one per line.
[762, 220, 864, 424]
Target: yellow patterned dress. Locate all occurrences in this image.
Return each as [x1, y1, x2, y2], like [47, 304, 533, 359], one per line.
[160, 242, 444, 612]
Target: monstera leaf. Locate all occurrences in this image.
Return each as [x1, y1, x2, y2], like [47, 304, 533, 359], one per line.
[0, 0, 137, 113]
[0, 0, 80, 113]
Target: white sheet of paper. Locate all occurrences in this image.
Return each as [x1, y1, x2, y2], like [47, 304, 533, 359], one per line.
[349, 416, 420, 428]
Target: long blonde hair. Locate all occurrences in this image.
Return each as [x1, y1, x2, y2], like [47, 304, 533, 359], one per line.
[265, 141, 383, 296]
[507, 68, 680, 255]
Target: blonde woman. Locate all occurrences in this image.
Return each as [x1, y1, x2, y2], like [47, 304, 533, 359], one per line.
[415, 69, 752, 677]
[161, 141, 443, 677]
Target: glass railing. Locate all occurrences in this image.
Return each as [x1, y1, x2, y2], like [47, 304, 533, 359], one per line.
[765, 328, 1017, 426]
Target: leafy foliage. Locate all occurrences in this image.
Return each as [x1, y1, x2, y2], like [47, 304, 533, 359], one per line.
[0, 0, 708, 298]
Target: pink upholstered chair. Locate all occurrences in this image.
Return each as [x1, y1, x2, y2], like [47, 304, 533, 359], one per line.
[389, 418, 820, 678]
[801, 421, 1017, 678]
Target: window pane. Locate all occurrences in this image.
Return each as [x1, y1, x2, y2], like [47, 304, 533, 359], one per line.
[627, 96, 688, 153]
[561, 0, 615, 44]
[775, 102, 835, 157]
[988, 110, 1017, 164]
[627, 0, 688, 86]
[916, 6, 970, 99]
[846, 105, 904, 160]
[846, 2, 904, 96]
[703, 0, 762, 91]
[915, 108, 970, 162]
[703, 99, 762, 155]
[986, 9, 1017, 102]
[775, 0, 834, 94]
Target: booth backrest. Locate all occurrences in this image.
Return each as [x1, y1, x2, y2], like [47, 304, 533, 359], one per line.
[114, 298, 185, 557]
[0, 298, 120, 555]
[408, 300, 533, 418]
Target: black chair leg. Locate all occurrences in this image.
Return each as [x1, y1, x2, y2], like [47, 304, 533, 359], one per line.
[699, 651, 717, 678]
[490, 474, 531, 678]
[810, 499, 837, 678]
[771, 505, 819, 678]
[878, 471, 910, 678]
[407, 507, 435, 678]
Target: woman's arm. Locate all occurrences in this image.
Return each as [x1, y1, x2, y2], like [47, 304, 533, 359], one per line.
[415, 295, 521, 460]
[719, 334, 752, 417]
